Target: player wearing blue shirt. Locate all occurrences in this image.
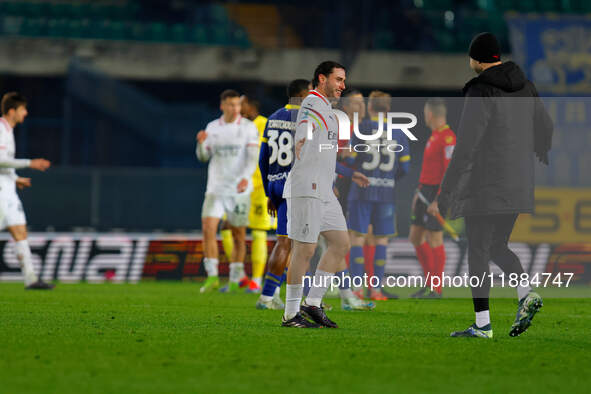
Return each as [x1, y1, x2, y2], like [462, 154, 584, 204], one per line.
[347, 91, 410, 300]
[255, 80, 309, 310]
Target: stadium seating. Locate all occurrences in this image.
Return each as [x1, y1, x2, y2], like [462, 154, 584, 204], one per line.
[0, 0, 586, 52]
[0, 0, 251, 47]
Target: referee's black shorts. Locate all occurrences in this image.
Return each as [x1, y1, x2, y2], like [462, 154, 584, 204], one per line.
[410, 183, 442, 232]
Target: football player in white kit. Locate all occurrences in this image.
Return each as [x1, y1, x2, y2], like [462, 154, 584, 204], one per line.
[282, 61, 363, 327]
[196, 89, 260, 293]
[0, 92, 53, 289]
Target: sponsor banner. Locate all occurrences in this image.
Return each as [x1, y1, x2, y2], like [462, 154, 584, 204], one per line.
[507, 15, 591, 95]
[0, 234, 270, 283]
[1, 234, 589, 286]
[511, 188, 591, 243]
[0, 234, 149, 283]
[143, 239, 273, 280]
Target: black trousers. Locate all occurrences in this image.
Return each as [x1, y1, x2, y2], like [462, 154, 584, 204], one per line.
[464, 214, 525, 312]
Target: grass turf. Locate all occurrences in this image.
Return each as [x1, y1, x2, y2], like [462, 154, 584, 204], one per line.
[1, 282, 590, 394]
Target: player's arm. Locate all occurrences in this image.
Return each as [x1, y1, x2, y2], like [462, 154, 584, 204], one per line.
[335, 162, 353, 178]
[259, 124, 271, 196]
[532, 86, 553, 165]
[195, 127, 211, 162]
[335, 162, 369, 187]
[0, 135, 50, 173]
[237, 124, 260, 192]
[395, 132, 411, 180]
[438, 87, 491, 210]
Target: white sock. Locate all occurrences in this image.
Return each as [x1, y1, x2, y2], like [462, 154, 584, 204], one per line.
[273, 286, 281, 297]
[229, 262, 245, 283]
[306, 269, 333, 307]
[252, 277, 262, 287]
[340, 287, 354, 300]
[517, 284, 531, 301]
[475, 310, 491, 328]
[15, 240, 37, 286]
[203, 258, 219, 277]
[284, 284, 303, 320]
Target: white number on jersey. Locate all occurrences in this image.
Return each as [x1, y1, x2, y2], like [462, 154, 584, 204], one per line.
[268, 129, 294, 167]
[361, 138, 396, 172]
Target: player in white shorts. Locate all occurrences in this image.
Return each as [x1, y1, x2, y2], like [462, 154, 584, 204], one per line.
[196, 89, 260, 293]
[0, 92, 53, 289]
[281, 61, 369, 328]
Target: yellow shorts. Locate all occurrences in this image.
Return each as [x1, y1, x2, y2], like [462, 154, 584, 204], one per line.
[248, 186, 276, 231]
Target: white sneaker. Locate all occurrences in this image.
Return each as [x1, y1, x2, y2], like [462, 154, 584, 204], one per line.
[256, 295, 284, 310]
[272, 292, 285, 309]
[341, 296, 375, 311]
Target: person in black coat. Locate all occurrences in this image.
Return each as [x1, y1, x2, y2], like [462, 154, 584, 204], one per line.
[427, 32, 553, 338]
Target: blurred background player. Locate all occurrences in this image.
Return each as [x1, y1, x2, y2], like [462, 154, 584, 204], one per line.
[219, 95, 272, 293]
[0, 92, 53, 289]
[255, 79, 309, 309]
[334, 89, 363, 216]
[409, 98, 456, 298]
[347, 91, 410, 301]
[196, 89, 260, 293]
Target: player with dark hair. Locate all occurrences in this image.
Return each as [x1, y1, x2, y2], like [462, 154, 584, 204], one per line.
[219, 94, 272, 293]
[196, 89, 260, 293]
[281, 61, 370, 327]
[0, 92, 53, 289]
[408, 98, 456, 298]
[256, 78, 370, 312]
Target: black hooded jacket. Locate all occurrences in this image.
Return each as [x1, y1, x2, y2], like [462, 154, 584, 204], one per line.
[438, 61, 553, 219]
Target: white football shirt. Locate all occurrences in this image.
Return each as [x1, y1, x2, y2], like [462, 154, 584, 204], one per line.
[0, 118, 30, 190]
[283, 90, 339, 201]
[197, 115, 259, 196]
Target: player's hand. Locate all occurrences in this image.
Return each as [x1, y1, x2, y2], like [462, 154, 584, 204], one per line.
[16, 177, 31, 189]
[427, 199, 440, 217]
[295, 137, 306, 160]
[29, 159, 51, 171]
[352, 171, 370, 188]
[267, 199, 277, 217]
[196, 130, 207, 144]
[237, 178, 248, 193]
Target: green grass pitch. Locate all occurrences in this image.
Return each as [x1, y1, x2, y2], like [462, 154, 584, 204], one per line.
[1, 282, 590, 394]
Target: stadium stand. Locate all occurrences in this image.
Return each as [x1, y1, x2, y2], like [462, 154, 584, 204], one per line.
[2, 0, 588, 51]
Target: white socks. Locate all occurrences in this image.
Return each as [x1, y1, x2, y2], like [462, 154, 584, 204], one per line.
[203, 258, 219, 277]
[475, 310, 491, 328]
[306, 270, 333, 307]
[15, 240, 37, 286]
[284, 284, 303, 320]
[252, 277, 262, 287]
[517, 284, 531, 302]
[229, 262, 245, 283]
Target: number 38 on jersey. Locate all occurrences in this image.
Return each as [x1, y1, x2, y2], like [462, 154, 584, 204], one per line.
[267, 129, 293, 167]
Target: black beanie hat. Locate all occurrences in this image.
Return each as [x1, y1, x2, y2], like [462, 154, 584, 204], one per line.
[469, 32, 501, 63]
